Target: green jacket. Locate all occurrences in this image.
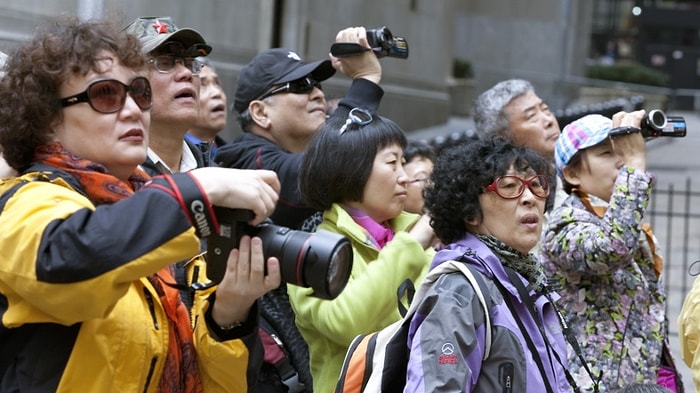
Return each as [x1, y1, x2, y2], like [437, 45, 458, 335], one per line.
[288, 203, 434, 393]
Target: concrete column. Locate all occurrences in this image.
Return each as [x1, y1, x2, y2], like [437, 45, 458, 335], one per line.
[77, 0, 103, 20]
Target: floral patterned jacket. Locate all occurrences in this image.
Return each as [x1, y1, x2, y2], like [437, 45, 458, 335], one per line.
[539, 167, 667, 392]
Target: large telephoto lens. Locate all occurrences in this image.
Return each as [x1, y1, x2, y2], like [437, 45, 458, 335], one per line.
[251, 223, 353, 300]
[206, 207, 353, 299]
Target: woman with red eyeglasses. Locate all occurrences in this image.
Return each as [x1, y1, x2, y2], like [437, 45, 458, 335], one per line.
[404, 136, 578, 392]
[0, 17, 282, 393]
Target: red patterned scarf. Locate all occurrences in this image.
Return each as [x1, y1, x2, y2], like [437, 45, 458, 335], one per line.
[35, 142, 203, 392]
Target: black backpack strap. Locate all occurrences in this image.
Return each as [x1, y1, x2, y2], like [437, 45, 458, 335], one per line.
[492, 269, 555, 393]
[503, 267, 601, 393]
[0, 181, 27, 213]
[259, 317, 305, 393]
[396, 278, 415, 317]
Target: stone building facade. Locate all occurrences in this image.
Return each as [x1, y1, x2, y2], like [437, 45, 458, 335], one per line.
[0, 0, 592, 139]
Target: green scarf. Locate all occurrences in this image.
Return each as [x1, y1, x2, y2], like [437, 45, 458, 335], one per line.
[475, 234, 547, 294]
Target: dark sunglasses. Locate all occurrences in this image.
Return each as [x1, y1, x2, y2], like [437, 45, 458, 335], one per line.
[59, 77, 152, 114]
[257, 77, 322, 101]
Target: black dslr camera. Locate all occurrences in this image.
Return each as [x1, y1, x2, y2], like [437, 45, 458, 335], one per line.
[330, 26, 409, 59]
[610, 109, 686, 138]
[206, 207, 353, 300]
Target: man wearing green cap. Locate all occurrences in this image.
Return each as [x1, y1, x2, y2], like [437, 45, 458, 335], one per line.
[124, 16, 214, 176]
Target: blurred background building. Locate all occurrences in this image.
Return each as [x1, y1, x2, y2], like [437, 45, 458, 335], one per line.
[0, 0, 695, 140]
[3, 2, 698, 387]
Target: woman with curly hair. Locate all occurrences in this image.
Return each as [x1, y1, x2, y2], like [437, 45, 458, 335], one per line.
[0, 17, 282, 392]
[404, 136, 576, 392]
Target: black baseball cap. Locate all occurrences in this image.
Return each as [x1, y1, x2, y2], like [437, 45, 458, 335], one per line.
[233, 48, 335, 113]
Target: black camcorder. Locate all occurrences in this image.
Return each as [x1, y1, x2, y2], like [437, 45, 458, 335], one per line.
[330, 26, 408, 59]
[609, 109, 686, 138]
[205, 208, 353, 300]
[366, 27, 409, 59]
[640, 109, 686, 138]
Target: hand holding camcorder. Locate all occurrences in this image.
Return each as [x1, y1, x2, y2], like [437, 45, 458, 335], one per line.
[609, 109, 686, 138]
[205, 207, 353, 300]
[330, 26, 409, 59]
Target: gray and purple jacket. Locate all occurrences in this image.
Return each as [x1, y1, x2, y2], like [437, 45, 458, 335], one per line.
[404, 234, 573, 392]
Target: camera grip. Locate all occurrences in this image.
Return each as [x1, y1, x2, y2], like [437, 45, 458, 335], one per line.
[205, 208, 253, 284]
[205, 233, 232, 284]
[330, 43, 370, 58]
[609, 126, 641, 137]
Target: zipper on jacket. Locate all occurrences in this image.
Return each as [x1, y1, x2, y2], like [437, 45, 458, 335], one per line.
[189, 264, 200, 314]
[499, 362, 514, 393]
[142, 356, 157, 393]
[144, 288, 159, 330]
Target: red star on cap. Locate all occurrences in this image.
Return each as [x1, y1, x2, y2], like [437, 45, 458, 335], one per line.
[152, 20, 168, 34]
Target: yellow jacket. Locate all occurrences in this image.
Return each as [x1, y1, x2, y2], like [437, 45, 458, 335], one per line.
[679, 274, 700, 392]
[0, 171, 259, 392]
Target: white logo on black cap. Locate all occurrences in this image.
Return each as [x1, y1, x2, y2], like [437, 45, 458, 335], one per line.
[287, 51, 302, 61]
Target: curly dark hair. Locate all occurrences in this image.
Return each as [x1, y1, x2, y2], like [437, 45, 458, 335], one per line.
[0, 17, 146, 172]
[299, 108, 407, 211]
[424, 136, 550, 244]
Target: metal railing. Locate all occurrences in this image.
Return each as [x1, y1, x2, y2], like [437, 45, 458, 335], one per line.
[648, 178, 700, 321]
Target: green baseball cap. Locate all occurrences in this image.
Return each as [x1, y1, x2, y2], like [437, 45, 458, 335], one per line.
[124, 16, 212, 56]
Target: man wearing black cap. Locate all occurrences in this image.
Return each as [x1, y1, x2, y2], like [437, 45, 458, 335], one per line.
[215, 27, 383, 231]
[124, 16, 214, 176]
[214, 27, 383, 393]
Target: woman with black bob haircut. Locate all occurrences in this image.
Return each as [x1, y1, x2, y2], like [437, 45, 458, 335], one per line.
[300, 109, 404, 208]
[290, 107, 436, 393]
[404, 136, 579, 392]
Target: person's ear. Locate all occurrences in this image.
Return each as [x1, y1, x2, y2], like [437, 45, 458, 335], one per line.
[464, 215, 480, 229]
[249, 100, 271, 129]
[561, 165, 581, 188]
